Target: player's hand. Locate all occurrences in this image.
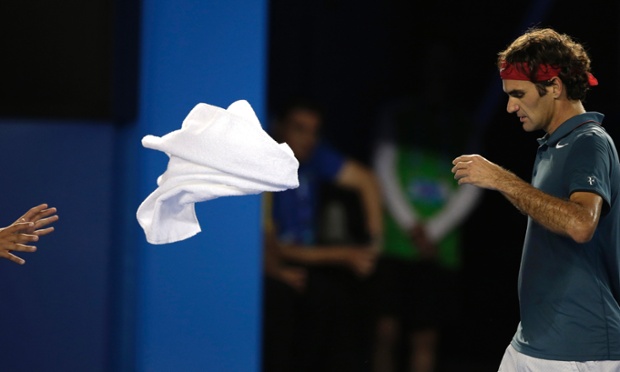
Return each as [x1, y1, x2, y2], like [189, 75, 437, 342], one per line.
[16, 204, 59, 237]
[0, 222, 40, 265]
[452, 154, 505, 190]
[0, 204, 59, 265]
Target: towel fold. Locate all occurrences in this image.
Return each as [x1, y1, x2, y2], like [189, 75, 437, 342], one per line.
[136, 100, 299, 244]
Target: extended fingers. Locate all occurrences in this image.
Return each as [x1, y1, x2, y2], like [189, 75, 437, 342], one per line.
[0, 211, 53, 265]
[30, 207, 58, 224]
[33, 214, 59, 231]
[37, 207, 57, 219]
[1, 251, 27, 265]
[3, 231, 39, 247]
[33, 227, 55, 237]
[5, 221, 35, 234]
[0, 231, 42, 265]
[20, 204, 58, 224]
[20, 204, 49, 222]
[0, 239, 37, 265]
[10, 242, 37, 252]
[0, 224, 39, 245]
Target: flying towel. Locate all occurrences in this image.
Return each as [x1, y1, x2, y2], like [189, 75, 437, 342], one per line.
[136, 100, 299, 245]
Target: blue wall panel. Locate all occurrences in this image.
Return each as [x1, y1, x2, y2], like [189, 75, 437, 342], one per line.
[0, 122, 114, 372]
[134, 1, 267, 371]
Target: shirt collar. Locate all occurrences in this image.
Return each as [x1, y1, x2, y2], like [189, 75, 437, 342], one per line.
[537, 112, 604, 147]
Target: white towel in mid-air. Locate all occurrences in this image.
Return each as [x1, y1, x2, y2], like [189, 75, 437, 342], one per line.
[136, 100, 299, 245]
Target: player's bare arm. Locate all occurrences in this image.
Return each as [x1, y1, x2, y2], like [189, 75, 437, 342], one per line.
[452, 154, 602, 243]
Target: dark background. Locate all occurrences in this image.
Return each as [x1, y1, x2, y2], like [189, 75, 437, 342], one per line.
[267, 0, 620, 369]
[0, 0, 618, 370]
[0, 0, 140, 122]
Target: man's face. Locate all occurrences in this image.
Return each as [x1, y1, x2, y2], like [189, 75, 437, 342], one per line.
[502, 79, 555, 133]
[279, 108, 321, 162]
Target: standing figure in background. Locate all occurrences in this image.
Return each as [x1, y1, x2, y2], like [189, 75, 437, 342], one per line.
[452, 27, 620, 370]
[262, 97, 383, 372]
[371, 42, 483, 372]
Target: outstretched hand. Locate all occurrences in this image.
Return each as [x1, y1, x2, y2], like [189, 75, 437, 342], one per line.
[16, 203, 59, 237]
[0, 204, 59, 265]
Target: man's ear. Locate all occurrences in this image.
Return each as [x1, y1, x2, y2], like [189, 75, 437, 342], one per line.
[550, 76, 563, 99]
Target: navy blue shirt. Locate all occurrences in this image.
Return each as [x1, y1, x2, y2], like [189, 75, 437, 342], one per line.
[272, 142, 345, 245]
[512, 112, 620, 361]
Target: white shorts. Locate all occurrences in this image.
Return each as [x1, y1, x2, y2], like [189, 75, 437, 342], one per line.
[498, 344, 620, 372]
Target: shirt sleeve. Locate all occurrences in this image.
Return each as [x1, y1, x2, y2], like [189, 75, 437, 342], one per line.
[567, 129, 613, 213]
[312, 141, 346, 181]
[372, 139, 418, 231]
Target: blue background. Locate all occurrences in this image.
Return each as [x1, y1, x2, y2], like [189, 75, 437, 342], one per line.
[0, 0, 266, 371]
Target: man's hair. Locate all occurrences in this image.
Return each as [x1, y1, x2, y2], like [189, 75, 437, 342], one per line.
[272, 96, 325, 124]
[497, 27, 594, 100]
[268, 95, 326, 141]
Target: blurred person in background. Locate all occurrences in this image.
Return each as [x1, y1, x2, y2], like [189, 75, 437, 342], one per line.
[262, 96, 383, 372]
[371, 42, 482, 372]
